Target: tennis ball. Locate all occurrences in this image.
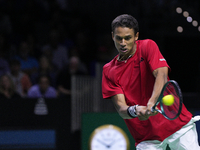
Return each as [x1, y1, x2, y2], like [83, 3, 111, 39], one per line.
[162, 95, 174, 106]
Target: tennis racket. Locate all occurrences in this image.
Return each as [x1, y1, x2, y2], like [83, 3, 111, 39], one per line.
[151, 80, 183, 120]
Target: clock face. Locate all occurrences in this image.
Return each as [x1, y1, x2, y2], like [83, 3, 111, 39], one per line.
[89, 125, 129, 150]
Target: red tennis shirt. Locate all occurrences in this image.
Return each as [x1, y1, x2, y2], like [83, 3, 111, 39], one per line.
[102, 39, 192, 146]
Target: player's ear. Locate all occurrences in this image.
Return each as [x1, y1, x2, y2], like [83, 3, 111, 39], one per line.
[111, 32, 114, 40]
[135, 32, 139, 41]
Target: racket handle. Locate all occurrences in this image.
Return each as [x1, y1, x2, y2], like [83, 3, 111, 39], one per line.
[151, 107, 162, 114]
[151, 107, 155, 112]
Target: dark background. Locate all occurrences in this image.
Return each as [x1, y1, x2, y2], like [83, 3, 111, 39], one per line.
[0, 0, 200, 92]
[0, 0, 200, 150]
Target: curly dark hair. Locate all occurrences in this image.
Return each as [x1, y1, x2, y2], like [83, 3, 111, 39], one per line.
[111, 14, 139, 35]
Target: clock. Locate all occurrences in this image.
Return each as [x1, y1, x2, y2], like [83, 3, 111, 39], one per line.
[89, 124, 130, 150]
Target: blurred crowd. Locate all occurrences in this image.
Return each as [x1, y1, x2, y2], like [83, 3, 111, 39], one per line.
[0, 0, 199, 99]
[0, 0, 99, 99]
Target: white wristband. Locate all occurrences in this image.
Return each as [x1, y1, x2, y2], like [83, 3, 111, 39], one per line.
[127, 105, 138, 118]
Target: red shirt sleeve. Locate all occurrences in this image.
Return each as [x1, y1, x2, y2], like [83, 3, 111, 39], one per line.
[102, 65, 124, 99]
[144, 39, 170, 72]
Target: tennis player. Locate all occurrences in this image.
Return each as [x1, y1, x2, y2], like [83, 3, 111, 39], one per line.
[102, 14, 200, 150]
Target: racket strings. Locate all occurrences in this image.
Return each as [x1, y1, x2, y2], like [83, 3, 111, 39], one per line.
[162, 83, 180, 119]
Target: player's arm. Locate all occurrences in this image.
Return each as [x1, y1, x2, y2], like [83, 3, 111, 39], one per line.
[146, 67, 168, 114]
[111, 94, 131, 119]
[111, 94, 149, 120]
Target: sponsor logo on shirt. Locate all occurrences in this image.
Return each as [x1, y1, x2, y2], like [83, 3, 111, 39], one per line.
[159, 58, 166, 61]
[140, 57, 144, 62]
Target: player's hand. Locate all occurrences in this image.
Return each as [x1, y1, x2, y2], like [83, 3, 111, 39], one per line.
[136, 106, 151, 121]
[146, 102, 158, 116]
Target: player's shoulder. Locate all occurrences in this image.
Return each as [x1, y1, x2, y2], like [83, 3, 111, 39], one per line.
[103, 56, 117, 70]
[138, 39, 159, 52]
[138, 39, 157, 46]
[102, 57, 118, 76]
[103, 62, 112, 73]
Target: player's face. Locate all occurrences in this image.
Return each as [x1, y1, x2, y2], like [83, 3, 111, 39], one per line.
[112, 27, 139, 57]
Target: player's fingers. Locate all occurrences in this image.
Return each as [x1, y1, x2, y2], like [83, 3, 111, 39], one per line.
[151, 111, 158, 116]
[137, 114, 149, 121]
[146, 109, 153, 115]
[147, 108, 158, 116]
[153, 107, 159, 114]
[137, 110, 147, 117]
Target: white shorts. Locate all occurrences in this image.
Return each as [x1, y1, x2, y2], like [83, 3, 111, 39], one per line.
[136, 116, 200, 150]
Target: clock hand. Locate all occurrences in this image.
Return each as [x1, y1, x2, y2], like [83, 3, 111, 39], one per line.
[96, 139, 109, 147]
[108, 139, 116, 147]
[106, 139, 118, 148]
[107, 133, 118, 148]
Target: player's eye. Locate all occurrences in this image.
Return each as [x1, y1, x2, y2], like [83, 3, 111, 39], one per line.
[124, 36, 131, 40]
[116, 36, 122, 41]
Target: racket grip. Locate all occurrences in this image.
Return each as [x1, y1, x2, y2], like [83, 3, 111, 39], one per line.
[151, 107, 155, 112]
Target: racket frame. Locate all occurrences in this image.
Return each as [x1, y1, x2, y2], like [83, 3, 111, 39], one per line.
[151, 80, 183, 120]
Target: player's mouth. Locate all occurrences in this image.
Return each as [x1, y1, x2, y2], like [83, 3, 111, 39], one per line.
[120, 48, 128, 53]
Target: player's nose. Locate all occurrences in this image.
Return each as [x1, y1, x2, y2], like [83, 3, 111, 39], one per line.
[120, 39, 126, 45]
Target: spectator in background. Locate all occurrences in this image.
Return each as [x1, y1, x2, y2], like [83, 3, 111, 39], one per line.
[57, 56, 88, 97]
[42, 29, 69, 72]
[0, 51, 10, 77]
[14, 41, 39, 76]
[7, 59, 32, 97]
[31, 55, 57, 87]
[0, 74, 21, 99]
[27, 74, 57, 98]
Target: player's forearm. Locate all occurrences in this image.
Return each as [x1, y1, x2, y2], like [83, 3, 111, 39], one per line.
[113, 101, 132, 119]
[112, 96, 150, 120]
[111, 94, 133, 119]
[118, 105, 133, 119]
[148, 67, 168, 105]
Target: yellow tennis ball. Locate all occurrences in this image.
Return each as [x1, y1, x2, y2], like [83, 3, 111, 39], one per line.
[162, 95, 174, 106]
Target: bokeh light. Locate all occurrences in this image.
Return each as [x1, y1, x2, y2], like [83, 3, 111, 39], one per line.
[176, 7, 182, 14]
[187, 16, 193, 22]
[192, 20, 198, 27]
[183, 11, 189, 17]
[177, 26, 183, 33]
[198, 26, 200, 32]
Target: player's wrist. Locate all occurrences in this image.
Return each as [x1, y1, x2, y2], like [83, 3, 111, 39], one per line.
[127, 105, 139, 118]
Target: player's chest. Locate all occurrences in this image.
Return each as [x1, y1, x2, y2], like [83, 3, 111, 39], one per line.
[108, 56, 141, 86]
